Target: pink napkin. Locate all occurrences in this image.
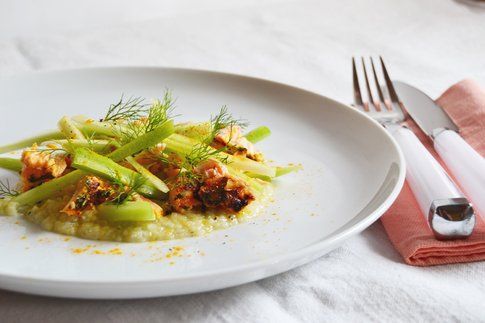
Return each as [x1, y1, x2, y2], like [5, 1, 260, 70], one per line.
[381, 79, 485, 266]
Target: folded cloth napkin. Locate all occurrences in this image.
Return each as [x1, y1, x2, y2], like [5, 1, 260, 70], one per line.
[381, 79, 485, 266]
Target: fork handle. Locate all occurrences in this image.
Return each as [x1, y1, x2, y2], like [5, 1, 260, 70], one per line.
[386, 125, 475, 239]
[434, 129, 485, 218]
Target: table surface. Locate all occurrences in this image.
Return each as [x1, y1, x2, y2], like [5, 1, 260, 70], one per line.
[0, 0, 484, 322]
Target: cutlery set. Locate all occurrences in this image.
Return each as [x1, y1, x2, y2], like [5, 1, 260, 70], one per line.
[352, 57, 484, 240]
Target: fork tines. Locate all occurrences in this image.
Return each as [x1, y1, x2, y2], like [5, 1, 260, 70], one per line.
[352, 56, 399, 112]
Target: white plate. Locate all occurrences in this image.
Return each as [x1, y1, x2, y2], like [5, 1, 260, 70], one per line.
[0, 67, 404, 299]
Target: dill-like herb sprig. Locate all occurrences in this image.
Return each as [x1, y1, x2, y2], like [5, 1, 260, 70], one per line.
[183, 106, 245, 167]
[185, 143, 229, 168]
[145, 91, 176, 133]
[205, 105, 248, 144]
[103, 95, 148, 122]
[0, 179, 19, 199]
[109, 173, 147, 205]
[115, 90, 175, 144]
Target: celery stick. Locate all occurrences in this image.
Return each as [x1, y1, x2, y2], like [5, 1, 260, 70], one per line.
[58, 116, 86, 140]
[44, 139, 114, 154]
[275, 165, 302, 177]
[247, 165, 300, 180]
[12, 171, 85, 206]
[72, 116, 119, 137]
[98, 200, 155, 222]
[227, 167, 265, 194]
[71, 148, 159, 198]
[108, 120, 174, 162]
[126, 156, 169, 193]
[0, 130, 64, 154]
[245, 172, 272, 182]
[245, 126, 271, 143]
[165, 134, 276, 177]
[0, 158, 22, 172]
[228, 156, 275, 178]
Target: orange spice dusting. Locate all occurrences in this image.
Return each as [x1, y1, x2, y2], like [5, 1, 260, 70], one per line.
[14, 221, 20, 225]
[63, 237, 72, 242]
[108, 248, 123, 255]
[20, 235, 27, 240]
[71, 244, 95, 254]
[147, 246, 186, 263]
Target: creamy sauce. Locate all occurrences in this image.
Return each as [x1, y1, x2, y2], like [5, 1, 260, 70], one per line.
[13, 183, 273, 242]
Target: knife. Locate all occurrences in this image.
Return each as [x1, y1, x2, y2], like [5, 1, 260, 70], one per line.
[394, 81, 485, 219]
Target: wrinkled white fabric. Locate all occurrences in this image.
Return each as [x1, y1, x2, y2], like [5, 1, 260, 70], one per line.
[0, 0, 484, 322]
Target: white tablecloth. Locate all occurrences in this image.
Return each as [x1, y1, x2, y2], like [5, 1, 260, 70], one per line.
[1, 0, 484, 322]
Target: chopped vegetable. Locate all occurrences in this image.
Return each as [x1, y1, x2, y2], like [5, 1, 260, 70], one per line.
[107, 120, 174, 162]
[71, 148, 160, 199]
[245, 126, 271, 143]
[73, 116, 119, 137]
[126, 156, 169, 193]
[0, 158, 22, 172]
[13, 171, 85, 206]
[275, 165, 302, 177]
[164, 134, 276, 177]
[0, 131, 64, 154]
[44, 139, 115, 154]
[98, 200, 157, 222]
[58, 116, 86, 140]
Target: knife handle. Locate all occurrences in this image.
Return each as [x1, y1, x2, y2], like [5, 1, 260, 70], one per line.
[434, 129, 485, 217]
[387, 125, 475, 239]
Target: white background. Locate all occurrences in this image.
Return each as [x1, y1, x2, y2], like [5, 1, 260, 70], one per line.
[0, 0, 484, 322]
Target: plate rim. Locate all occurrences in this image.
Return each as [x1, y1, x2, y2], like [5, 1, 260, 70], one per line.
[0, 66, 406, 285]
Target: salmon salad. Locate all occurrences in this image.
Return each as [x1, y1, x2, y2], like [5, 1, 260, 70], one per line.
[0, 91, 298, 242]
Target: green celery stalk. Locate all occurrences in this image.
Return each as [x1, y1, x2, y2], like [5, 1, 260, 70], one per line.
[0, 130, 64, 154]
[58, 116, 86, 140]
[108, 120, 174, 162]
[44, 139, 115, 154]
[244, 172, 272, 182]
[246, 165, 301, 180]
[126, 156, 169, 193]
[72, 116, 119, 137]
[71, 148, 159, 198]
[227, 167, 265, 195]
[165, 133, 276, 177]
[0, 158, 22, 172]
[275, 165, 302, 177]
[98, 200, 156, 222]
[12, 171, 85, 206]
[244, 126, 271, 143]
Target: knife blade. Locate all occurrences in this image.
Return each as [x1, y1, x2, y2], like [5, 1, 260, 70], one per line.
[393, 81, 485, 219]
[393, 81, 458, 136]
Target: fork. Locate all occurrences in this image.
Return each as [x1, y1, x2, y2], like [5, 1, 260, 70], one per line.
[352, 57, 475, 240]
